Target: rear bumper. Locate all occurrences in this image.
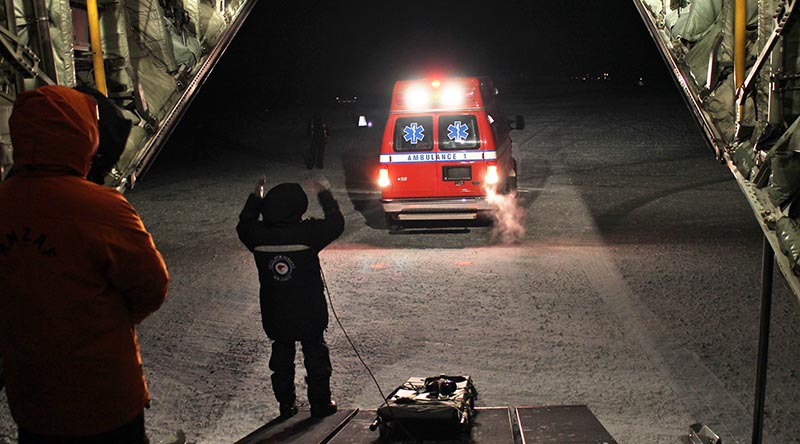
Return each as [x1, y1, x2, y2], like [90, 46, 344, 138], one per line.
[382, 197, 491, 220]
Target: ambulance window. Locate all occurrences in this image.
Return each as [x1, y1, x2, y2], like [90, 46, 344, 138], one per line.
[438, 115, 480, 150]
[394, 117, 433, 152]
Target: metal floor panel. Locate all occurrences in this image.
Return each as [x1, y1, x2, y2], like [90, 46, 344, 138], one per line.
[233, 409, 357, 444]
[515, 405, 617, 444]
[327, 407, 514, 444]
[234, 405, 616, 444]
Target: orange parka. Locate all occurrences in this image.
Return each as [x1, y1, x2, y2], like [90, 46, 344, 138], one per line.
[0, 86, 169, 435]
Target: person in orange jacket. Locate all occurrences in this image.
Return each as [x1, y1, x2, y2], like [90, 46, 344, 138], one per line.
[0, 85, 169, 443]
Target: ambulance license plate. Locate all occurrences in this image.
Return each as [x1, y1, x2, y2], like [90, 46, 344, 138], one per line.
[443, 166, 471, 181]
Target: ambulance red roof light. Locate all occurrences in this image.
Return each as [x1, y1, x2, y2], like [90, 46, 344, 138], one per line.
[391, 77, 483, 111]
[405, 87, 430, 108]
[440, 85, 464, 107]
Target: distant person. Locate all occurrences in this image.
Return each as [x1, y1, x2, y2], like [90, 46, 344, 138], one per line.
[236, 176, 344, 419]
[305, 113, 329, 169]
[0, 85, 169, 443]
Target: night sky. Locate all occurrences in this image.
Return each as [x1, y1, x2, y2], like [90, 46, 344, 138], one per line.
[199, 1, 669, 109]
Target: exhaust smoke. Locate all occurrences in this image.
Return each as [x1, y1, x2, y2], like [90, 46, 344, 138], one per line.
[485, 187, 526, 244]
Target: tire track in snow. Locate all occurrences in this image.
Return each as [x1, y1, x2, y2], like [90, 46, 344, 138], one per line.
[579, 235, 753, 442]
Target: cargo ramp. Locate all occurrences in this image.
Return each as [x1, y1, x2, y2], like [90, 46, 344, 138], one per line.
[234, 406, 617, 444]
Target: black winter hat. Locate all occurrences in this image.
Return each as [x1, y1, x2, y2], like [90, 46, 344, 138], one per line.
[75, 86, 133, 185]
[261, 183, 308, 225]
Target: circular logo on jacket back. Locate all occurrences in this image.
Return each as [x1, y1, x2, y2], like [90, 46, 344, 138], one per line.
[269, 255, 294, 282]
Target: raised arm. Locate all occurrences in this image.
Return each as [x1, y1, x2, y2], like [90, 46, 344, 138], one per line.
[236, 184, 265, 251]
[306, 179, 344, 250]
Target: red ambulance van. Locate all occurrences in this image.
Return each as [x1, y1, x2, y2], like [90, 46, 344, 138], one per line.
[377, 77, 523, 228]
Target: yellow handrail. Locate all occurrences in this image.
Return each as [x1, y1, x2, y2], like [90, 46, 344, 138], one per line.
[735, 0, 747, 90]
[86, 0, 107, 95]
[735, 0, 747, 129]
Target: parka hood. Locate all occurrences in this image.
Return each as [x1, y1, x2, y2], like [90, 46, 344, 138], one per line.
[261, 183, 308, 225]
[10, 85, 99, 176]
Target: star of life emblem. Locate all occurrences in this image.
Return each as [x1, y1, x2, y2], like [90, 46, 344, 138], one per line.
[403, 123, 425, 144]
[447, 121, 469, 142]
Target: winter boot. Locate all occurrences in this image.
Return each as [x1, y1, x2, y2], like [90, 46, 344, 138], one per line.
[307, 375, 336, 418]
[310, 400, 337, 418]
[272, 376, 297, 420]
[279, 403, 298, 419]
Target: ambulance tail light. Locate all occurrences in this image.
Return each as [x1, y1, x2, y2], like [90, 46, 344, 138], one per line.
[485, 165, 499, 185]
[378, 168, 391, 188]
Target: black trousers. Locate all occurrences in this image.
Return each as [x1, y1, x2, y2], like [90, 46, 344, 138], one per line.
[307, 140, 325, 169]
[18, 412, 148, 444]
[269, 335, 332, 406]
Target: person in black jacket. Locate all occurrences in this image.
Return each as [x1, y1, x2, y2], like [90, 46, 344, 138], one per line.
[236, 176, 345, 419]
[305, 113, 328, 170]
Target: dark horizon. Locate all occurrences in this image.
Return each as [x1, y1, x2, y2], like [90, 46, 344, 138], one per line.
[198, 2, 671, 109]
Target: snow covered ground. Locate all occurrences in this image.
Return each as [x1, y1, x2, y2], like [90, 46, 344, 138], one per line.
[1, 81, 798, 444]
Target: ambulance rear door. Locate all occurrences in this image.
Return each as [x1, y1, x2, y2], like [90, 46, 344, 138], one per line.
[435, 113, 486, 197]
[387, 115, 438, 198]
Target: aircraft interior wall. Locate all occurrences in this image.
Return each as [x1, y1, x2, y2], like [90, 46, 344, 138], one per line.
[0, 0, 254, 188]
[634, 0, 800, 300]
